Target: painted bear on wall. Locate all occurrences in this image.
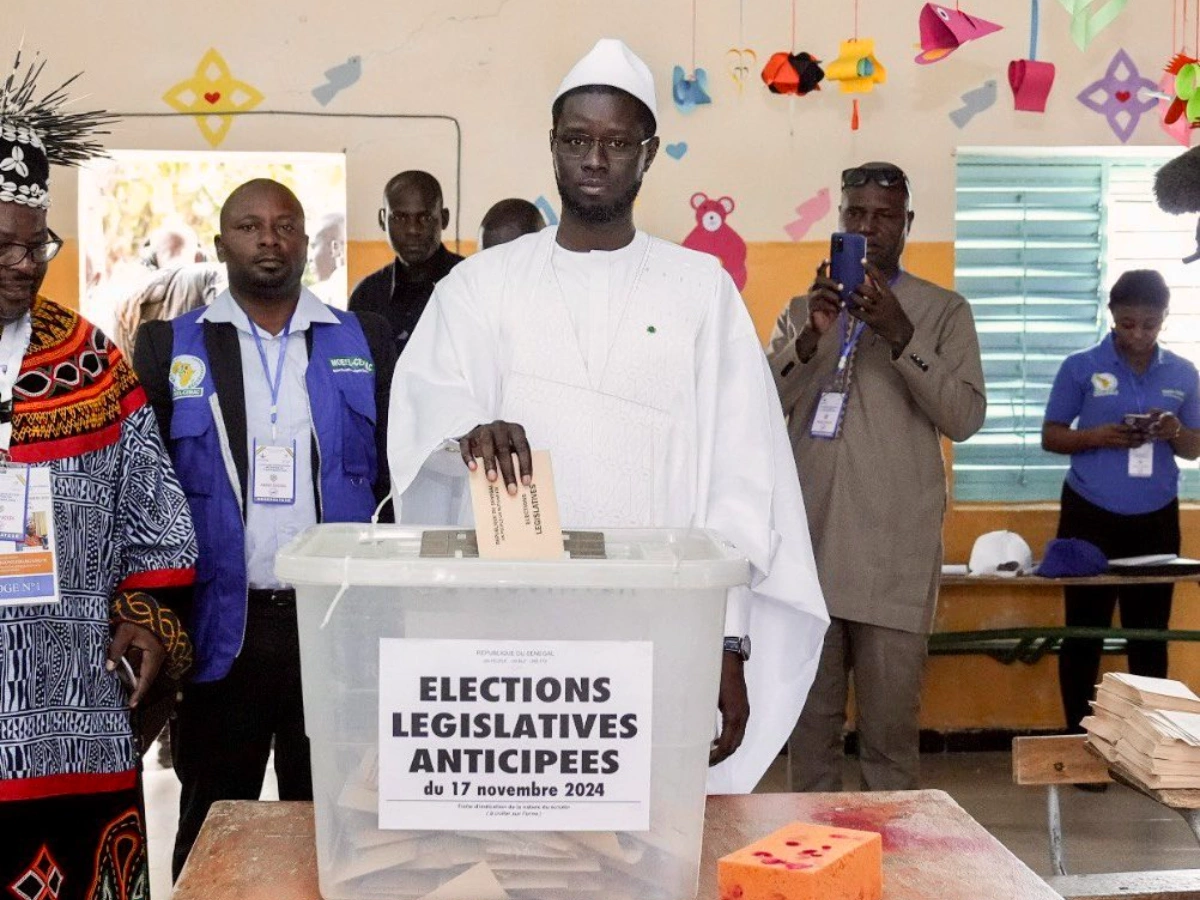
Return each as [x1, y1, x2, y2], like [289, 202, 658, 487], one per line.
[682, 193, 748, 290]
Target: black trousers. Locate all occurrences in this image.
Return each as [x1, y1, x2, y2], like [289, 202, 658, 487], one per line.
[171, 593, 313, 879]
[1057, 483, 1180, 732]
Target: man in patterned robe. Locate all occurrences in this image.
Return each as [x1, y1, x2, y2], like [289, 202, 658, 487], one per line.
[0, 54, 197, 899]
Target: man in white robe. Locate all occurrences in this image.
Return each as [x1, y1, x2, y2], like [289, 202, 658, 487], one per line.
[387, 38, 828, 793]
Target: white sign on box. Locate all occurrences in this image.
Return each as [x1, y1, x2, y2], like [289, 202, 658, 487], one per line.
[378, 638, 653, 832]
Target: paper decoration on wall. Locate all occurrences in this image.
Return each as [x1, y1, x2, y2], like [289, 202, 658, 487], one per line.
[534, 195, 559, 227]
[162, 49, 265, 148]
[665, 142, 689, 160]
[915, 3, 1003, 65]
[726, 48, 758, 92]
[826, 39, 886, 93]
[761, 52, 825, 95]
[672, 66, 712, 113]
[1160, 72, 1194, 146]
[1009, 0, 1056, 112]
[1076, 49, 1157, 143]
[312, 56, 362, 107]
[784, 188, 832, 241]
[1057, 0, 1129, 52]
[683, 193, 748, 290]
[950, 80, 997, 128]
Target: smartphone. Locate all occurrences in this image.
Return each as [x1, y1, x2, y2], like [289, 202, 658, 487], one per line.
[115, 655, 137, 694]
[830, 232, 867, 306]
[1123, 413, 1155, 432]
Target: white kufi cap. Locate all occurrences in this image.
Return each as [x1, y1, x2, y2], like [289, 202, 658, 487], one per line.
[554, 38, 657, 129]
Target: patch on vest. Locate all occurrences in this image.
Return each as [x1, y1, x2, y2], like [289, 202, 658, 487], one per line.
[329, 356, 374, 374]
[169, 355, 206, 399]
[1091, 372, 1119, 397]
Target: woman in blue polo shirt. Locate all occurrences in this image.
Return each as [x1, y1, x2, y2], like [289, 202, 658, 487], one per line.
[1043, 270, 1200, 733]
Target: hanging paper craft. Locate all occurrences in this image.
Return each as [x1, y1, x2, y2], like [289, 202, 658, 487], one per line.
[1077, 49, 1157, 143]
[1057, 0, 1130, 52]
[915, 3, 1003, 64]
[826, 38, 886, 93]
[1166, 53, 1200, 125]
[726, 48, 758, 92]
[784, 188, 832, 241]
[826, 37, 886, 129]
[950, 80, 997, 128]
[761, 52, 824, 95]
[1009, 0, 1056, 112]
[672, 66, 712, 113]
[665, 141, 689, 160]
[1010, 60, 1057, 112]
[682, 193, 748, 290]
[1160, 71, 1194, 146]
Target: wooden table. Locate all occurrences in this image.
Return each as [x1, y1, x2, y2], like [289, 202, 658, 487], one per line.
[173, 790, 1059, 899]
[934, 572, 1200, 664]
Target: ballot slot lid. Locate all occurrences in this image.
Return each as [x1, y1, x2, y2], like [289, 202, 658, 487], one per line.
[275, 523, 750, 589]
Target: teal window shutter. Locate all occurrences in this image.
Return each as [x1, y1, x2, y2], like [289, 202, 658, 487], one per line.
[953, 155, 1106, 501]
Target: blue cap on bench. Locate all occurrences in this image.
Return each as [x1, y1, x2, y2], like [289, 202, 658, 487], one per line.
[1036, 538, 1108, 578]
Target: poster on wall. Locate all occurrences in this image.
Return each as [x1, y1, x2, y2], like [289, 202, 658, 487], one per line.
[378, 638, 654, 831]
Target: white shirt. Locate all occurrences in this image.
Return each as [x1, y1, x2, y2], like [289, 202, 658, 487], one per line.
[386, 228, 829, 794]
[200, 289, 340, 588]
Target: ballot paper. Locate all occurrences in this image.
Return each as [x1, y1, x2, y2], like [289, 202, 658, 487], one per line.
[468, 450, 564, 559]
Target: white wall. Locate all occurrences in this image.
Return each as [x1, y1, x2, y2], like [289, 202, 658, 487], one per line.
[7, 0, 1186, 243]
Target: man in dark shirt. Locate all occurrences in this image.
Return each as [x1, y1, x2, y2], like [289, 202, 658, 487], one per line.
[348, 170, 463, 355]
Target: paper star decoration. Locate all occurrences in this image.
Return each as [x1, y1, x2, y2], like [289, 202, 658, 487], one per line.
[163, 48, 265, 147]
[1076, 49, 1156, 143]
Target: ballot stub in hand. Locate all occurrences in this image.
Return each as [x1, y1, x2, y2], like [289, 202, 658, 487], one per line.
[468, 449, 564, 559]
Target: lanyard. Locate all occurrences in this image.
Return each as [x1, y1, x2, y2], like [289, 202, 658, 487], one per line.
[249, 316, 293, 442]
[836, 312, 866, 374]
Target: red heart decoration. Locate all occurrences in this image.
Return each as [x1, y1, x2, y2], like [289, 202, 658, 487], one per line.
[204, 91, 221, 104]
[1115, 90, 1131, 102]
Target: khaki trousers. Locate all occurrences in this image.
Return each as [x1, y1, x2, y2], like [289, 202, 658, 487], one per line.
[788, 617, 928, 792]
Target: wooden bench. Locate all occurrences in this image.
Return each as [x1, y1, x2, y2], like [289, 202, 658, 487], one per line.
[1014, 735, 1200, 899]
[1013, 734, 1112, 876]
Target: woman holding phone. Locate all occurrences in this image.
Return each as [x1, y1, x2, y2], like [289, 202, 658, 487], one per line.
[1043, 269, 1200, 738]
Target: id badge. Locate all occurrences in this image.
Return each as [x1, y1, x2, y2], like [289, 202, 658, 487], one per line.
[0, 466, 60, 607]
[0, 465, 30, 541]
[1129, 442, 1154, 479]
[810, 391, 847, 439]
[253, 440, 297, 504]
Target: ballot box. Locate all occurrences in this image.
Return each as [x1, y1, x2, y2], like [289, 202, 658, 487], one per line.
[276, 525, 749, 900]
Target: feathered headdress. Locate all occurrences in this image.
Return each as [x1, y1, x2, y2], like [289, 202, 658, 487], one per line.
[0, 47, 114, 209]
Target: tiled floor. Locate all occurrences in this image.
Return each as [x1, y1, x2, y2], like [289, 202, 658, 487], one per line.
[144, 744, 1200, 898]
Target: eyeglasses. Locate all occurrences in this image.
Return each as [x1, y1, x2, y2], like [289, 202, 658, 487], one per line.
[553, 134, 654, 161]
[0, 229, 63, 268]
[841, 167, 910, 191]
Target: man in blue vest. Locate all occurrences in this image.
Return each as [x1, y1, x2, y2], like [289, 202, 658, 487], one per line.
[132, 178, 396, 877]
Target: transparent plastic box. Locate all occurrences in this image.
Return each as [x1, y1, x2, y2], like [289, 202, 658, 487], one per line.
[276, 524, 748, 900]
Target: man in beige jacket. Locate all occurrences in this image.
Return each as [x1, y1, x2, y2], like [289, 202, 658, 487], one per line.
[769, 162, 986, 791]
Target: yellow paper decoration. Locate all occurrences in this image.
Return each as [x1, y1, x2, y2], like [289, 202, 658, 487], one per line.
[163, 49, 265, 148]
[825, 38, 887, 94]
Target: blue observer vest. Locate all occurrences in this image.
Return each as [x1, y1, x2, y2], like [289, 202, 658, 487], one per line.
[169, 308, 378, 682]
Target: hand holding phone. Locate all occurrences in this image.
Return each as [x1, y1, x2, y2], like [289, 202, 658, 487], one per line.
[1123, 413, 1155, 433]
[830, 232, 867, 306]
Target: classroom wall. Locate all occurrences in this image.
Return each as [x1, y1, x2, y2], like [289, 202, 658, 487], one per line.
[15, 0, 1200, 731]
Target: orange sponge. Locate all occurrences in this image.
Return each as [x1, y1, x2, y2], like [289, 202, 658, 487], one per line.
[717, 821, 883, 900]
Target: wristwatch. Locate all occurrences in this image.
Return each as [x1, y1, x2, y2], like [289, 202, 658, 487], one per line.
[723, 635, 751, 661]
